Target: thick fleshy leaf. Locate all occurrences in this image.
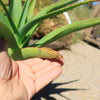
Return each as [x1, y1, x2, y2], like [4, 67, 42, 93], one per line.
[0, 0, 19, 37]
[33, 17, 100, 47]
[27, 0, 36, 22]
[34, 0, 77, 19]
[0, 11, 11, 29]
[19, 0, 97, 38]
[0, 21, 19, 49]
[19, 0, 77, 44]
[12, 47, 62, 60]
[21, 23, 40, 47]
[9, 0, 22, 26]
[17, 0, 30, 30]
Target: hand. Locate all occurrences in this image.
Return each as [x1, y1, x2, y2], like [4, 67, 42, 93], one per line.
[0, 39, 63, 100]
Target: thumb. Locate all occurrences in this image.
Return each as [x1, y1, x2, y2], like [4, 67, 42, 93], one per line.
[0, 38, 12, 80]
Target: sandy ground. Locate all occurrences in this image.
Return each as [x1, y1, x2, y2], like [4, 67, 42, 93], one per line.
[32, 41, 100, 100]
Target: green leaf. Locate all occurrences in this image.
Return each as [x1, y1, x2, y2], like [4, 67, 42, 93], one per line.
[0, 11, 11, 29]
[27, 0, 36, 22]
[9, 0, 22, 26]
[18, 0, 77, 44]
[32, 17, 100, 47]
[0, 21, 19, 49]
[20, 0, 96, 36]
[47, 0, 78, 12]
[20, 23, 40, 47]
[12, 47, 62, 60]
[18, 0, 30, 30]
[34, 0, 77, 18]
[0, 0, 19, 38]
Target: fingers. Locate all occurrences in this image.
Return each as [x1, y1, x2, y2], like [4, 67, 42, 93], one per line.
[35, 62, 62, 93]
[31, 58, 63, 72]
[32, 59, 63, 93]
[22, 58, 63, 94]
[23, 58, 43, 66]
[34, 60, 62, 78]
[17, 61, 37, 98]
[31, 59, 51, 72]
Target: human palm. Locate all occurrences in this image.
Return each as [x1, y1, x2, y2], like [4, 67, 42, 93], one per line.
[0, 51, 63, 100]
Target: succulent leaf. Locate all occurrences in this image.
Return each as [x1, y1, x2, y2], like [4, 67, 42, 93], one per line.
[12, 47, 62, 60]
[9, 0, 22, 26]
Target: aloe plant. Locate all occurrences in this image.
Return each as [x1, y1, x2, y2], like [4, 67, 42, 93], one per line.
[0, 0, 100, 60]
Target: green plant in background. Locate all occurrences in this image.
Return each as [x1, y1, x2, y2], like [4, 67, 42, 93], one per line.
[0, 0, 100, 60]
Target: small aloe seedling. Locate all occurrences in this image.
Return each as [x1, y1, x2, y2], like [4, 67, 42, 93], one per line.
[0, 0, 100, 60]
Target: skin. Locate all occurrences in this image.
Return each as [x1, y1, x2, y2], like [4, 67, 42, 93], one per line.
[0, 39, 63, 100]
